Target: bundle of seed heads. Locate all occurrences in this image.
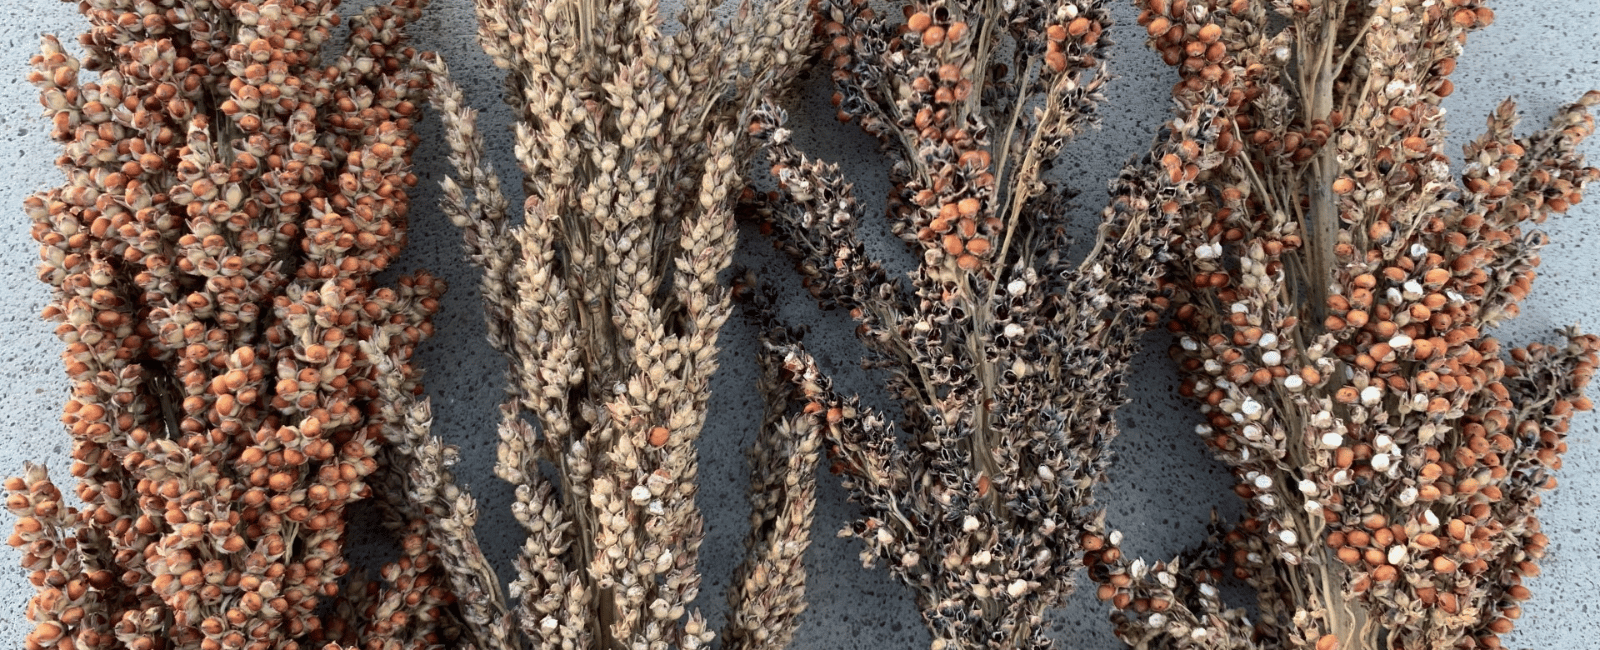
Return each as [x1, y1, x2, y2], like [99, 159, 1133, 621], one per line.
[10, 1, 460, 649]
[419, 0, 812, 646]
[1084, 2, 1600, 650]
[746, 0, 1228, 646]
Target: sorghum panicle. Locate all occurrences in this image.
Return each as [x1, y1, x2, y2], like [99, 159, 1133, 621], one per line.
[1085, 2, 1600, 650]
[418, 0, 814, 647]
[722, 294, 826, 650]
[746, 0, 1231, 647]
[11, 1, 455, 649]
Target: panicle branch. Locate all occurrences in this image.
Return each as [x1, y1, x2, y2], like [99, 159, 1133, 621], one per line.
[722, 300, 825, 650]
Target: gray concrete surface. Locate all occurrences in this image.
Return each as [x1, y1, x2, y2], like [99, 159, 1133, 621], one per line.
[2, 0, 1598, 647]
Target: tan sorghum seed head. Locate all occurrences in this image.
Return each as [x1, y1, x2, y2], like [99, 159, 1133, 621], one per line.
[414, 0, 815, 647]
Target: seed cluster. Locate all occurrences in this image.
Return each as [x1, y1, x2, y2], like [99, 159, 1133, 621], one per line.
[747, 0, 1232, 647]
[722, 299, 825, 650]
[1084, 2, 1600, 650]
[9, 1, 457, 649]
[13, 0, 1597, 648]
[419, 0, 813, 647]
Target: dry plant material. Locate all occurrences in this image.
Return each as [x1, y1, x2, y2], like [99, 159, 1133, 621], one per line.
[1085, 2, 1600, 649]
[721, 301, 825, 650]
[419, 0, 812, 647]
[10, 1, 458, 649]
[746, 0, 1228, 646]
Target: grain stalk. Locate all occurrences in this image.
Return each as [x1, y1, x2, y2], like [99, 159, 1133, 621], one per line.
[10, 1, 459, 649]
[415, 0, 814, 647]
[744, 0, 1226, 646]
[1086, 2, 1600, 649]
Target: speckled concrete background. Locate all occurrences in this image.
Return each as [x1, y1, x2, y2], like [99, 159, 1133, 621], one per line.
[2, 0, 1597, 647]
